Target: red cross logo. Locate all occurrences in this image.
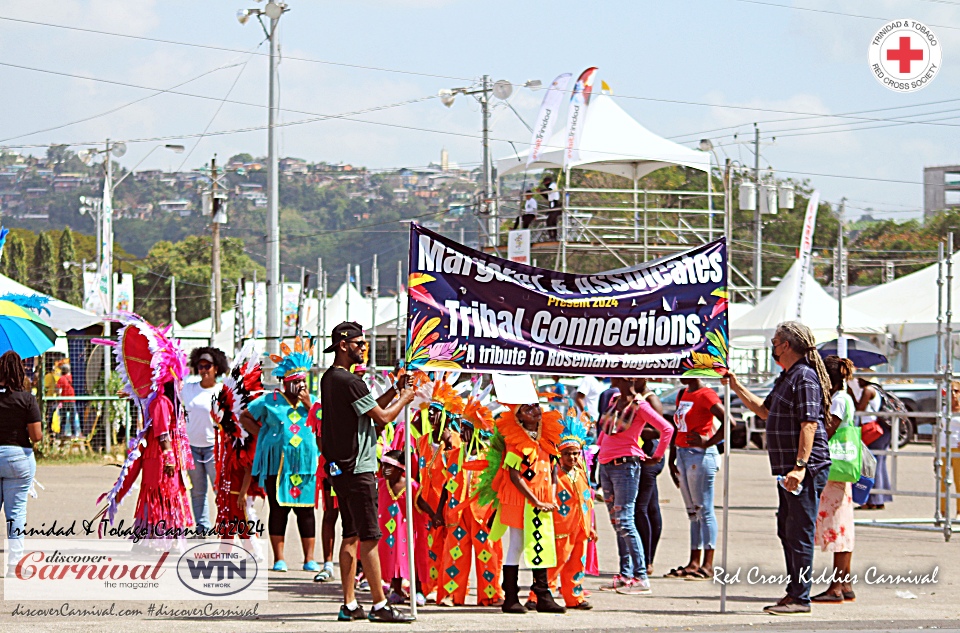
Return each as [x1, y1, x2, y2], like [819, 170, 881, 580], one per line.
[886, 36, 924, 73]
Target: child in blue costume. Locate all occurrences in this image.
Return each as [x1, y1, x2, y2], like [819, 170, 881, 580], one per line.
[241, 338, 319, 572]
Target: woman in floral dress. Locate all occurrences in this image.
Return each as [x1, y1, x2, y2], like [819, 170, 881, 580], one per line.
[813, 355, 857, 603]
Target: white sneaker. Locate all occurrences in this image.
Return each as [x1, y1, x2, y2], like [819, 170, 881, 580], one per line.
[616, 577, 652, 595]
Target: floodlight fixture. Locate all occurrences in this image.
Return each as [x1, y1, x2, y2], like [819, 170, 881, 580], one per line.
[438, 88, 456, 107]
[264, 2, 284, 20]
[492, 80, 513, 100]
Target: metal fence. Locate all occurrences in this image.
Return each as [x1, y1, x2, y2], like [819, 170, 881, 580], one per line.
[36, 335, 137, 453]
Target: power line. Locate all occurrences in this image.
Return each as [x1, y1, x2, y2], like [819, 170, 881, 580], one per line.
[0, 61, 248, 145]
[730, 0, 960, 31]
[7, 12, 960, 129]
[0, 15, 475, 82]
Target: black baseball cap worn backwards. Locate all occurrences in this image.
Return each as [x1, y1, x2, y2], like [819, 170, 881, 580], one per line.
[324, 321, 364, 353]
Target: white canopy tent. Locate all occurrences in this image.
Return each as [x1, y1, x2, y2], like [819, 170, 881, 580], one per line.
[846, 250, 960, 343]
[0, 271, 101, 332]
[177, 282, 407, 361]
[496, 94, 711, 179]
[731, 259, 885, 344]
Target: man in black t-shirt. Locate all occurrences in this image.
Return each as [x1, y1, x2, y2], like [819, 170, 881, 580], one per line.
[319, 321, 415, 623]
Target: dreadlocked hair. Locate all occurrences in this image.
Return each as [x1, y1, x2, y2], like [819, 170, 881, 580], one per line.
[0, 350, 27, 392]
[775, 321, 831, 416]
[823, 355, 855, 394]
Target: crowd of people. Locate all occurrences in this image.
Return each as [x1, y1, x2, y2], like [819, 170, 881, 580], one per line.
[0, 316, 946, 622]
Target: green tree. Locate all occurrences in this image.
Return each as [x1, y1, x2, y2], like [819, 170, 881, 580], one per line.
[2, 233, 27, 283]
[57, 227, 83, 306]
[31, 232, 57, 295]
[134, 236, 263, 325]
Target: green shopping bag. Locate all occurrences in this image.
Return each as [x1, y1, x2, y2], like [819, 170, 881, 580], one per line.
[828, 393, 862, 482]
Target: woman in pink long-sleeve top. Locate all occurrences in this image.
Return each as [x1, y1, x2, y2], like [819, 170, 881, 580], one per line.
[595, 377, 674, 595]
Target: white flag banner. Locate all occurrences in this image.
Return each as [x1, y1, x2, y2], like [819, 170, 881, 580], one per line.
[795, 190, 820, 318]
[563, 67, 599, 168]
[527, 73, 572, 167]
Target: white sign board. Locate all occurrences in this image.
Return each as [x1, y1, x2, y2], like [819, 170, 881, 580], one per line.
[507, 229, 531, 264]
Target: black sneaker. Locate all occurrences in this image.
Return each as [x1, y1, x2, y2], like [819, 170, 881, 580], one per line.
[368, 604, 415, 623]
[338, 604, 366, 622]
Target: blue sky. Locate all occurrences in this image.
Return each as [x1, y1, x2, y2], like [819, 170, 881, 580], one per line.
[3, 0, 960, 220]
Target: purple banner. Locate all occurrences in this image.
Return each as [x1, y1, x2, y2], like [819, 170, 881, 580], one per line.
[405, 224, 728, 377]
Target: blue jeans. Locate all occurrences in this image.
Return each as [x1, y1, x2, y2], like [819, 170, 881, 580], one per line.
[676, 446, 719, 550]
[600, 460, 646, 579]
[0, 446, 36, 566]
[776, 466, 829, 605]
[189, 445, 216, 531]
[635, 444, 664, 566]
[61, 403, 81, 437]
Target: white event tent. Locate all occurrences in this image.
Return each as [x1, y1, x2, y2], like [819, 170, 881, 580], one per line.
[177, 282, 407, 360]
[0, 271, 101, 333]
[496, 94, 711, 180]
[846, 250, 960, 343]
[731, 259, 884, 346]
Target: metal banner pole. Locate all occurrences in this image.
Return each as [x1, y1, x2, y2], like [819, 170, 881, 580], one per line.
[396, 262, 403, 364]
[720, 158, 732, 614]
[946, 233, 954, 541]
[935, 243, 945, 524]
[403, 401, 417, 618]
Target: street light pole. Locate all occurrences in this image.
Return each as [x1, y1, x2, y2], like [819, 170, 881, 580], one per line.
[240, 2, 287, 357]
[265, 9, 282, 356]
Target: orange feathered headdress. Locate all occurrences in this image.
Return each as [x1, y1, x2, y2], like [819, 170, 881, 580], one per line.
[463, 397, 494, 433]
[495, 405, 562, 457]
[430, 377, 464, 415]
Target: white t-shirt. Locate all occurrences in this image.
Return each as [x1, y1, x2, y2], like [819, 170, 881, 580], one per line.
[545, 182, 560, 204]
[940, 415, 960, 452]
[830, 391, 851, 425]
[524, 197, 538, 215]
[181, 380, 222, 448]
[576, 375, 605, 420]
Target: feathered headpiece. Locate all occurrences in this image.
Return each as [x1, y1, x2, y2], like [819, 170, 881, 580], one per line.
[96, 313, 186, 403]
[462, 378, 494, 434]
[558, 407, 592, 450]
[214, 341, 264, 444]
[270, 337, 314, 381]
[423, 371, 464, 414]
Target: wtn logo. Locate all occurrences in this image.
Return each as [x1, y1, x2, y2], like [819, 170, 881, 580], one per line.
[185, 559, 247, 581]
[177, 543, 259, 597]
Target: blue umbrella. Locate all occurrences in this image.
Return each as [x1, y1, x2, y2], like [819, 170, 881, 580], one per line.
[0, 299, 58, 357]
[817, 337, 887, 368]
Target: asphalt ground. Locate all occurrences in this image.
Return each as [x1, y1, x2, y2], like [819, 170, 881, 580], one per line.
[1, 449, 957, 632]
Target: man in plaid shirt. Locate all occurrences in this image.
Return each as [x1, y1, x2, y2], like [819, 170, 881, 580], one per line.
[723, 321, 831, 616]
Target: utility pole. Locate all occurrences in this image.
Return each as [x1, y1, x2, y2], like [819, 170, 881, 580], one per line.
[837, 198, 847, 359]
[265, 8, 282, 357]
[252, 269, 258, 343]
[753, 123, 762, 304]
[345, 263, 351, 322]
[170, 275, 177, 337]
[370, 255, 378, 372]
[481, 75, 497, 246]
[209, 155, 224, 334]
